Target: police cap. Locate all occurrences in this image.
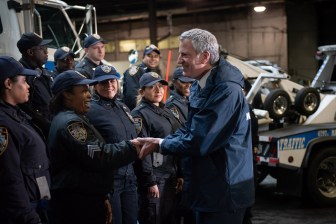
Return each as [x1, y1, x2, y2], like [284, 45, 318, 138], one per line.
[143, 44, 160, 56]
[139, 72, 168, 88]
[173, 67, 195, 83]
[17, 32, 52, 54]
[0, 56, 37, 82]
[84, 34, 107, 48]
[51, 70, 97, 95]
[54, 47, 75, 60]
[93, 65, 121, 82]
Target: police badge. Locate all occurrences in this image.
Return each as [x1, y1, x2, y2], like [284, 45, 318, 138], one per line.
[67, 122, 87, 143]
[129, 65, 139, 76]
[169, 107, 180, 121]
[133, 117, 142, 135]
[0, 126, 8, 156]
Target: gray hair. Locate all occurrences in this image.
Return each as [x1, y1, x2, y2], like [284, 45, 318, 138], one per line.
[179, 28, 220, 65]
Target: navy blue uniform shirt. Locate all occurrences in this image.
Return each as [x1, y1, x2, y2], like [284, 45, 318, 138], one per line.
[0, 100, 50, 224]
[75, 57, 102, 79]
[18, 58, 54, 137]
[131, 99, 181, 187]
[165, 90, 189, 124]
[122, 63, 161, 110]
[86, 96, 137, 177]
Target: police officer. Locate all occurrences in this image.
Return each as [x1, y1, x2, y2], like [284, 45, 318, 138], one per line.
[53, 46, 75, 75]
[123, 44, 161, 110]
[75, 34, 107, 79]
[165, 67, 195, 124]
[86, 65, 138, 224]
[47, 70, 140, 224]
[131, 72, 182, 224]
[17, 32, 54, 137]
[165, 67, 196, 224]
[0, 56, 50, 224]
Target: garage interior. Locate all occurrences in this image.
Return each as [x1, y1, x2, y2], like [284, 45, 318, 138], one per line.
[65, 0, 336, 83]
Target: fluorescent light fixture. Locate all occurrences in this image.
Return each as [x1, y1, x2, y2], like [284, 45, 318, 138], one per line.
[254, 6, 266, 12]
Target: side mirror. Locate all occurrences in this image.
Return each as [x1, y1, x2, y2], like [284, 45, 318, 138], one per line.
[128, 49, 138, 65]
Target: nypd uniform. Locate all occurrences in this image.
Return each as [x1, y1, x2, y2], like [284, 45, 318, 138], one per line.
[0, 102, 50, 224]
[75, 56, 102, 79]
[165, 90, 189, 124]
[18, 59, 54, 138]
[53, 46, 75, 75]
[123, 63, 161, 110]
[75, 34, 107, 79]
[86, 65, 138, 224]
[132, 98, 182, 224]
[47, 70, 138, 224]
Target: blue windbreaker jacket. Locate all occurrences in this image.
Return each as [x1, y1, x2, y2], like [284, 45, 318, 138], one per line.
[161, 58, 255, 212]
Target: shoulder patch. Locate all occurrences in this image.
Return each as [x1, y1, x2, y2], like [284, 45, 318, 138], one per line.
[133, 117, 142, 135]
[169, 107, 180, 121]
[67, 122, 87, 143]
[129, 65, 139, 76]
[0, 127, 8, 156]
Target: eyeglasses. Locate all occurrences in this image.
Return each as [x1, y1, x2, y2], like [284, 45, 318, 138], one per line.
[32, 46, 48, 52]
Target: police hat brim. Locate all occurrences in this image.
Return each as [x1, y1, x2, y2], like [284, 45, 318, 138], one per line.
[40, 39, 53, 46]
[76, 79, 98, 86]
[177, 76, 195, 83]
[85, 40, 108, 48]
[94, 74, 121, 82]
[142, 79, 168, 87]
[56, 52, 75, 60]
[19, 68, 39, 76]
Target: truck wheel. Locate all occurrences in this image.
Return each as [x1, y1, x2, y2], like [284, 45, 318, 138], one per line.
[306, 147, 336, 206]
[294, 87, 320, 116]
[263, 89, 291, 120]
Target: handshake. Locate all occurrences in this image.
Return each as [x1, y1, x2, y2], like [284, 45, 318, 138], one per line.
[130, 137, 162, 159]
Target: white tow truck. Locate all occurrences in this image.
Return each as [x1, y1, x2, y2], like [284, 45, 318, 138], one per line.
[255, 45, 336, 206]
[0, 0, 97, 70]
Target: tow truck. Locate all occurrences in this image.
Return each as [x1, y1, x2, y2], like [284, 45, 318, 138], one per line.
[255, 45, 336, 206]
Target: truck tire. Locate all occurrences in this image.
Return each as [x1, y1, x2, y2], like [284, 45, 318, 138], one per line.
[294, 87, 320, 116]
[306, 147, 336, 206]
[263, 89, 291, 120]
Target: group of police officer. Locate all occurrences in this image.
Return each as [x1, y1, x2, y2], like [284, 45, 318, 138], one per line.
[0, 31, 195, 224]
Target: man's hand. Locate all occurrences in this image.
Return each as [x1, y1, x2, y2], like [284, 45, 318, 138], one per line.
[148, 184, 160, 198]
[104, 198, 112, 224]
[130, 139, 142, 155]
[176, 178, 184, 193]
[136, 137, 161, 159]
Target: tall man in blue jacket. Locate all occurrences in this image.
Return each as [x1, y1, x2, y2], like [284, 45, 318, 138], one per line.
[136, 28, 255, 224]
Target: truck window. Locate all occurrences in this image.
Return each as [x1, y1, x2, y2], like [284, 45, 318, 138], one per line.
[331, 65, 336, 82]
[35, 5, 78, 52]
